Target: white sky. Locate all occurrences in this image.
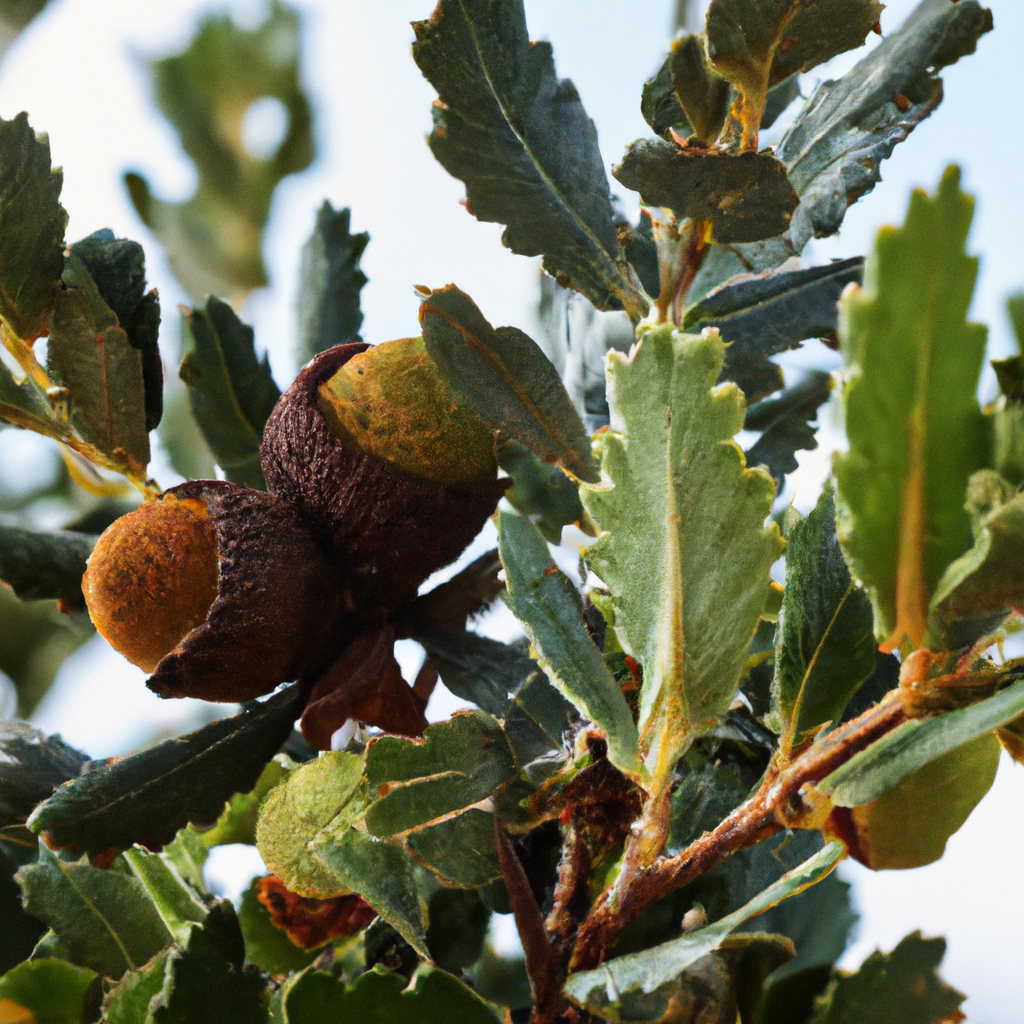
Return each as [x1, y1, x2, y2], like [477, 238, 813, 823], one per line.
[1, 1, 1023, 1018]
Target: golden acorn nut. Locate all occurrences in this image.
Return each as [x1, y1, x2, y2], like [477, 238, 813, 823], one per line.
[83, 493, 220, 673]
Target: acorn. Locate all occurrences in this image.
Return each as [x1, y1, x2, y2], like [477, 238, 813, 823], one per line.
[259, 340, 507, 612]
[83, 480, 354, 703]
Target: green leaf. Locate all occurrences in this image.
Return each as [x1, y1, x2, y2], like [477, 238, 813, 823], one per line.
[929, 484, 1024, 648]
[581, 326, 783, 785]
[0, 359, 58, 435]
[102, 950, 171, 1024]
[0, 723, 87, 830]
[122, 848, 208, 944]
[613, 141, 797, 245]
[834, 166, 987, 651]
[818, 678, 1024, 807]
[298, 202, 368, 362]
[198, 756, 290, 849]
[411, 0, 646, 318]
[0, 526, 96, 607]
[311, 826, 427, 957]
[28, 685, 302, 856]
[641, 51, 693, 139]
[669, 34, 733, 143]
[811, 932, 964, 1024]
[0, 959, 96, 1024]
[363, 712, 517, 838]
[504, 668, 574, 782]
[236, 880, 318, 977]
[419, 285, 599, 483]
[498, 440, 585, 544]
[498, 511, 642, 783]
[48, 255, 151, 475]
[178, 297, 281, 490]
[161, 827, 208, 895]
[17, 845, 172, 978]
[406, 808, 502, 888]
[0, 112, 66, 342]
[126, 2, 313, 302]
[255, 751, 363, 898]
[1008, 293, 1024, 352]
[683, 256, 863, 403]
[409, 626, 534, 717]
[564, 840, 845, 1017]
[425, 887, 490, 974]
[153, 901, 267, 1024]
[772, 485, 876, 756]
[70, 230, 163, 432]
[839, 732, 999, 870]
[778, 0, 993, 253]
[281, 964, 504, 1024]
[744, 371, 832, 490]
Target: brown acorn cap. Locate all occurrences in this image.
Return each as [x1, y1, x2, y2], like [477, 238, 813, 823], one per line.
[260, 344, 508, 613]
[138, 481, 354, 703]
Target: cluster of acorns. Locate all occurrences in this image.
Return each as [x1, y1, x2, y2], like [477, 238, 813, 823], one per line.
[82, 339, 508, 748]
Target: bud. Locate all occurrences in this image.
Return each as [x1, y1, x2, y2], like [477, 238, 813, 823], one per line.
[260, 343, 507, 611]
[84, 481, 352, 703]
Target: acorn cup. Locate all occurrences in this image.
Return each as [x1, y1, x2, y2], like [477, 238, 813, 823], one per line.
[259, 340, 508, 613]
[83, 480, 355, 704]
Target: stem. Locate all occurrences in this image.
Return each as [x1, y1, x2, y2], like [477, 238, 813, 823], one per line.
[569, 695, 907, 972]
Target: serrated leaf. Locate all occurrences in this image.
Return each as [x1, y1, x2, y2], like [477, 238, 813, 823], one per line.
[281, 964, 504, 1024]
[311, 826, 427, 957]
[17, 845, 171, 978]
[70, 230, 163, 432]
[683, 256, 863, 403]
[839, 732, 998, 869]
[0, 723, 87, 830]
[236, 880, 317, 976]
[705, 0, 882, 151]
[818, 678, 1024, 807]
[779, 0, 993, 253]
[153, 901, 267, 1024]
[834, 167, 986, 651]
[102, 949, 170, 1024]
[614, 141, 797, 245]
[178, 297, 280, 489]
[126, 2, 313, 302]
[28, 685, 301, 856]
[407, 808, 502, 888]
[581, 326, 783, 786]
[0, 959, 96, 1024]
[498, 440, 585, 544]
[123, 848, 208, 944]
[47, 255, 150, 475]
[811, 932, 964, 1024]
[0, 526, 96, 607]
[161, 827, 207, 895]
[773, 485, 876, 757]
[298, 202, 368, 362]
[0, 112, 66, 342]
[565, 840, 844, 1017]
[419, 285, 599, 483]
[744, 371, 832, 489]
[929, 484, 1024, 648]
[255, 751, 363, 899]
[363, 711, 517, 838]
[498, 511, 642, 783]
[411, 0, 646, 317]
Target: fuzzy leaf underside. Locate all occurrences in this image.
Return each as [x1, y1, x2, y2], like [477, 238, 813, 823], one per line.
[834, 167, 986, 650]
[582, 327, 783, 783]
[498, 510, 642, 783]
[179, 297, 280, 489]
[412, 0, 646, 317]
